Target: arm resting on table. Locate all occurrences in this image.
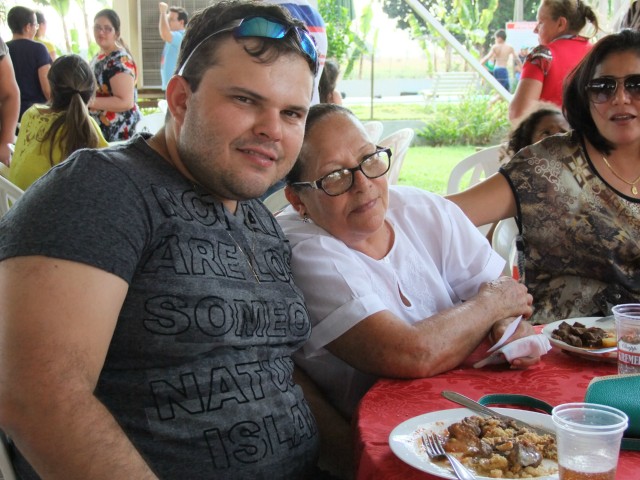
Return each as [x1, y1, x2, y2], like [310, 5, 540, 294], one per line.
[327, 277, 533, 379]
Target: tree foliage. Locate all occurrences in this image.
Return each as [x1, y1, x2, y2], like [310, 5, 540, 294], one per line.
[319, 0, 354, 64]
[319, 0, 379, 78]
[382, 0, 540, 50]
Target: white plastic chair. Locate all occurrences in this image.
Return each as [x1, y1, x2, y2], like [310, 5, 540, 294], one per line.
[0, 431, 16, 480]
[447, 144, 503, 235]
[379, 128, 415, 185]
[135, 112, 165, 135]
[492, 218, 519, 276]
[446, 144, 503, 195]
[263, 187, 289, 214]
[157, 99, 168, 114]
[0, 175, 24, 217]
[363, 121, 384, 144]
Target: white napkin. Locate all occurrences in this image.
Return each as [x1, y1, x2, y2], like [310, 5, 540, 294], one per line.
[487, 315, 522, 353]
[473, 334, 552, 368]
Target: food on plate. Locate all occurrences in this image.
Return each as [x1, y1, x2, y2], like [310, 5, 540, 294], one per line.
[442, 415, 557, 478]
[551, 321, 615, 348]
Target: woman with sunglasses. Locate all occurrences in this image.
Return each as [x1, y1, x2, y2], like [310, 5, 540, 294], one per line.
[277, 104, 537, 422]
[89, 9, 141, 142]
[449, 29, 640, 324]
[509, 0, 598, 121]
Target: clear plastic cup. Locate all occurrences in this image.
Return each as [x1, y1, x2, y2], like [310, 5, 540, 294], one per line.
[552, 403, 628, 480]
[612, 303, 640, 375]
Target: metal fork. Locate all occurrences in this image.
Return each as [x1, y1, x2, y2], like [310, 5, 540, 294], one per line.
[421, 432, 477, 480]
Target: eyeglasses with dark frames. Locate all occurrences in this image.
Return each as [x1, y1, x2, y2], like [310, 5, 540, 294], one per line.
[177, 15, 318, 78]
[585, 74, 640, 104]
[291, 147, 392, 196]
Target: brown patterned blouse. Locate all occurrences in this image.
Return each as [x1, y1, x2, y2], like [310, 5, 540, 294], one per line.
[501, 131, 640, 324]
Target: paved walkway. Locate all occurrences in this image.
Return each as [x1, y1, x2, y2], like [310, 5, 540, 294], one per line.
[343, 95, 424, 106]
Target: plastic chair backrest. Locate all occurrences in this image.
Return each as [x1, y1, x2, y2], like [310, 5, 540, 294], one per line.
[0, 175, 24, 217]
[0, 431, 16, 480]
[263, 187, 289, 214]
[363, 121, 384, 144]
[492, 218, 519, 276]
[135, 112, 165, 135]
[380, 128, 415, 185]
[446, 144, 503, 195]
[157, 99, 168, 114]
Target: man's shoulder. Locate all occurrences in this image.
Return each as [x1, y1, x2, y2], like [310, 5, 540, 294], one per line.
[169, 29, 185, 43]
[64, 136, 159, 177]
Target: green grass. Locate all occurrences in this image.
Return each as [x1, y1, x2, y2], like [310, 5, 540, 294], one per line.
[349, 103, 429, 121]
[396, 145, 477, 194]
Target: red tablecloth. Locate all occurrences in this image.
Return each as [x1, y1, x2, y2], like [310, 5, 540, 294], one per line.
[354, 340, 640, 479]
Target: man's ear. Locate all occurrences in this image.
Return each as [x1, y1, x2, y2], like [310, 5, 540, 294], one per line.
[166, 75, 191, 131]
[284, 185, 306, 216]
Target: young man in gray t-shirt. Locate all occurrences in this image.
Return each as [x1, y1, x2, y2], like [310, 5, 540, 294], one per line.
[0, 1, 321, 478]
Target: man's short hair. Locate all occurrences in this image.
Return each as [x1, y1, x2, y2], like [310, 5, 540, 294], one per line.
[7, 6, 35, 34]
[169, 6, 188, 26]
[495, 29, 506, 41]
[176, 0, 315, 92]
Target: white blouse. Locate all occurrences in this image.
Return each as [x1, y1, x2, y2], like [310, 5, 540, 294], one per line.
[277, 185, 504, 417]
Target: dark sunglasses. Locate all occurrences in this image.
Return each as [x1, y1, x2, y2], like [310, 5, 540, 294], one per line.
[585, 75, 640, 103]
[177, 15, 318, 77]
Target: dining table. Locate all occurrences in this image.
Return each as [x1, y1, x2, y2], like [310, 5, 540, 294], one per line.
[353, 329, 640, 479]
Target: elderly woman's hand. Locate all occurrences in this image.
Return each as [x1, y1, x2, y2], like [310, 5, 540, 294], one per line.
[477, 276, 533, 320]
[490, 305, 541, 369]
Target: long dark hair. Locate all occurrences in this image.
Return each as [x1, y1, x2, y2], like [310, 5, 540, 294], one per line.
[42, 55, 101, 166]
[564, 29, 640, 155]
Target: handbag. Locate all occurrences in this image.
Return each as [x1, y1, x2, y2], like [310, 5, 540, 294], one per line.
[478, 388, 640, 451]
[584, 373, 640, 446]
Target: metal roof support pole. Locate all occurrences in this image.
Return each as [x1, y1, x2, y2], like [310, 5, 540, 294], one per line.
[403, 0, 513, 103]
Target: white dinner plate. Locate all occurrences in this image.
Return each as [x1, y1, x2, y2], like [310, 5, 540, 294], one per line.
[388, 407, 558, 480]
[542, 316, 617, 362]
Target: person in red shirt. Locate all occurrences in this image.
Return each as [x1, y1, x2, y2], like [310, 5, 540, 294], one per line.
[509, 0, 599, 121]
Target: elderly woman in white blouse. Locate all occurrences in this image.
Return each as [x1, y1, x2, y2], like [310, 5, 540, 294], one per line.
[277, 104, 539, 421]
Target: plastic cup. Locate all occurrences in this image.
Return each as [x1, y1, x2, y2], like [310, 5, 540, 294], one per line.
[612, 303, 640, 375]
[552, 403, 628, 480]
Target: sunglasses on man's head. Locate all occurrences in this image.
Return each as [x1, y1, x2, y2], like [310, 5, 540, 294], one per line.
[585, 75, 640, 103]
[177, 15, 318, 77]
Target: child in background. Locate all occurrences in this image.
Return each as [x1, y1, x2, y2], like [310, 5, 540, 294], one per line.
[10, 54, 108, 190]
[507, 102, 570, 158]
[319, 59, 342, 104]
[35, 11, 56, 61]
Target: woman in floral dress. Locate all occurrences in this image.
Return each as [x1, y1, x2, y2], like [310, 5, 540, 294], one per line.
[89, 9, 141, 142]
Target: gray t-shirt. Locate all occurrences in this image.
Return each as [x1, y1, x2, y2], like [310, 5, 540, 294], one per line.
[0, 136, 319, 479]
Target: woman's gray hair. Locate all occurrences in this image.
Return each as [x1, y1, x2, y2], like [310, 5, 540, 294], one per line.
[285, 104, 358, 185]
